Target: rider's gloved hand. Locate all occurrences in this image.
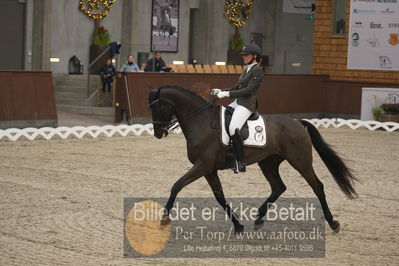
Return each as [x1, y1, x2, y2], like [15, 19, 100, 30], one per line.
[211, 88, 221, 96]
[217, 91, 230, 99]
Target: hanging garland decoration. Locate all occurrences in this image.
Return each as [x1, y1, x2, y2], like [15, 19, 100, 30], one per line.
[224, 0, 254, 28]
[79, 0, 117, 20]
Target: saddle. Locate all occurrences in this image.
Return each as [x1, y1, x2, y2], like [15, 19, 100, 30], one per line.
[224, 106, 260, 141]
[220, 106, 267, 148]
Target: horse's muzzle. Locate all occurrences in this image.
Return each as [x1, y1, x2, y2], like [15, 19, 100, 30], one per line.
[154, 127, 168, 139]
[162, 128, 169, 137]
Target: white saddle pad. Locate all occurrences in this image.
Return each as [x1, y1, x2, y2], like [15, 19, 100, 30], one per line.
[220, 106, 267, 147]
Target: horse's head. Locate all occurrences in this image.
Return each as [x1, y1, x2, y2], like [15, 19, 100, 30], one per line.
[148, 88, 176, 139]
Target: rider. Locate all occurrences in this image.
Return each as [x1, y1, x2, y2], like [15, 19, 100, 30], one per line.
[211, 43, 263, 173]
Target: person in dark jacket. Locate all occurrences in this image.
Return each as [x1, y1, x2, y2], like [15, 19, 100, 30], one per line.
[99, 58, 116, 93]
[211, 43, 263, 173]
[144, 51, 166, 72]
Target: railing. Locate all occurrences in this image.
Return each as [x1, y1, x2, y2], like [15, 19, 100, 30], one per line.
[86, 46, 111, 98]
[1, 119, 398, 141]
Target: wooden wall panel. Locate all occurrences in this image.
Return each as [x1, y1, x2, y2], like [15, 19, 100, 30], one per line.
[115, 72, 399, 121]
[0, 71, 57, 121]
[325, 80, 399, 114]
[115, 72, 239, 118]
[258, 75, 329, 114]
[115, 73, 330, 120]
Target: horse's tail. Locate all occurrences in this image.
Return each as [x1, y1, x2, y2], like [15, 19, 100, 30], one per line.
[300, 120, 358, 199]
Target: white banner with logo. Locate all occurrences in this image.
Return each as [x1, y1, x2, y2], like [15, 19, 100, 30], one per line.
[347, 0, 399, 70]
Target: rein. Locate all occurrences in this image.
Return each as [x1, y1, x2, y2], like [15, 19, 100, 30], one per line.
[178, 97, 218, 124]
[149, 96, 218, 131]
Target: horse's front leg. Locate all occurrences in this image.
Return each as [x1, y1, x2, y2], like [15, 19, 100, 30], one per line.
[161, 163, 206, 225]
[205, 171, 244, 234]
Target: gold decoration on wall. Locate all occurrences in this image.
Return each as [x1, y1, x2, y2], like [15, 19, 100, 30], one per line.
[79, 0, 117, 20]
[224, 0, 254, 28]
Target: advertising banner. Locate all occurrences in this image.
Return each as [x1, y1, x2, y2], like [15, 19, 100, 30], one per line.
[348, 0, 399, 70]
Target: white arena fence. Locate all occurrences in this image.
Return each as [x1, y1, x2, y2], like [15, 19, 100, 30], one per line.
[0, 118, 398, 142]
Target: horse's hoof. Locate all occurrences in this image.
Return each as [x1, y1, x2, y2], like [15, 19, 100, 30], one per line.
[160, 215, 171, 226]
[254, 219, 264, 231]
[331, 221, 340, 233]
[234, 224, 244, 234]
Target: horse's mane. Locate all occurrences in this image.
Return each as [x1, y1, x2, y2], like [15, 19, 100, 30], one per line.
[158, 85, 209, 104]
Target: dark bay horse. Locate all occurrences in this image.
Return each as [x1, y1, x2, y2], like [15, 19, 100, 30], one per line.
[148, 85, 357, 234]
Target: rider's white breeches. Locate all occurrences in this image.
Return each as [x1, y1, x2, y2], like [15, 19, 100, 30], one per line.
[228, 100, 252, 136]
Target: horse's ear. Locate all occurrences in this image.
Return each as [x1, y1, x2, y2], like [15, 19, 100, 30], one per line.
[148, 87, 159, 102]
[148, 87, 157, 94]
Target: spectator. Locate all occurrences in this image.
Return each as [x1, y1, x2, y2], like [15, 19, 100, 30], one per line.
[99, 58, 116, 93]
[120, 55, 140, 72]
[144, 51, 166, 72]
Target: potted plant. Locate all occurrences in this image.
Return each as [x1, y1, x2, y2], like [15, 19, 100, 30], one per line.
[372, 106, 382, 121]
[89, 26, 112, 74]
[370, 96, 383, 121]
[379, 103, 399, 123]
[227, 28, 244, 65]
[92, 26, 111, 46]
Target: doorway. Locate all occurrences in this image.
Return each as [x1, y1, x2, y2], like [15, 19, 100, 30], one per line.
[0, 0, 26, 70]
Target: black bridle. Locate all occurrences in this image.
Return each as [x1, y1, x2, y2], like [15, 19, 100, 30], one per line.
[149, 95, 217, 131]
[149, 98, 178, 131]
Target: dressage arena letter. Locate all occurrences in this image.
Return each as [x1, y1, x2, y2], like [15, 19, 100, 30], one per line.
[266, 202, 316, 221]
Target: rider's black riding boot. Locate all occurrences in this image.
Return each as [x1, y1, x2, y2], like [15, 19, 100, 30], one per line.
[231, 129, 246, 173]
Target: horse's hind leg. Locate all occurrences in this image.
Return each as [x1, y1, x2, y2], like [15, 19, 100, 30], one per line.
[286, 153, 340, 233]
[254, 156, 286, 230]
[205, 171, 244, 234]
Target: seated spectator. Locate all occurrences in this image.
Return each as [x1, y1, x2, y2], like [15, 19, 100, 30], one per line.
[120, 55, 140, 72]
[144, 51, 167, 72]
[99, 58, 116, 93]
